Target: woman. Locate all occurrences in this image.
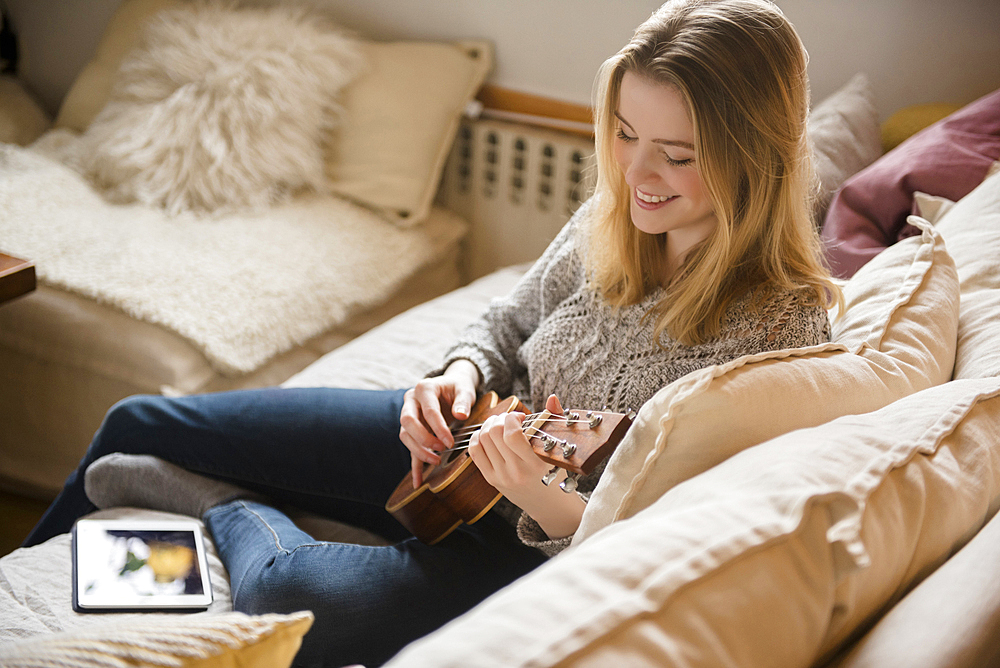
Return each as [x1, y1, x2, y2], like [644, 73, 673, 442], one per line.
[26, 0, 840, 665]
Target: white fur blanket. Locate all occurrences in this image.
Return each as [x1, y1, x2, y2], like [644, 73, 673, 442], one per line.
[0, 138, 466, 375]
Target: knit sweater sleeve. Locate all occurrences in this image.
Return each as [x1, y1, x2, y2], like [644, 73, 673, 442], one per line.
[435, 199, 593, 395]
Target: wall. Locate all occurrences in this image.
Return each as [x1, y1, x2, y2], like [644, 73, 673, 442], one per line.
[6, 0, 1000, 122]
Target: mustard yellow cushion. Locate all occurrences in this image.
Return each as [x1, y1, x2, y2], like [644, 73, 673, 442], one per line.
[881, 103, 963, 153]
[0, 611, 314, 667]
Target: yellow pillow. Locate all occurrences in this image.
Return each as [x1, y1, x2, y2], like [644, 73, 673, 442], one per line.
[880, 102, 962, 153]
[0, 611, 314, 668]
[53, 0, 493, 226]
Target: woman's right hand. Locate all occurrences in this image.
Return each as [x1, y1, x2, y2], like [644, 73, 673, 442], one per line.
[399, 359, 480, 488]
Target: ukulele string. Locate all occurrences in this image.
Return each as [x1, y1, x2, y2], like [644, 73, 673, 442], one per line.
[441, 424, 584, 455]
[449, 411, 601, 438]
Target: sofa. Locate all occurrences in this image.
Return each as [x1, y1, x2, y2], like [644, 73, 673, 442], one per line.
[3, 2, 1000, 667]
[2, 95, 1000, 665]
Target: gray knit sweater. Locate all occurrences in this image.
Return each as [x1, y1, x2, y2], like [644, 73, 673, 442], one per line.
[439, 201, 831, 556]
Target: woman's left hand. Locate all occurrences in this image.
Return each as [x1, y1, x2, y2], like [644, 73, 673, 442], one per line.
[468, 394, 587, 540]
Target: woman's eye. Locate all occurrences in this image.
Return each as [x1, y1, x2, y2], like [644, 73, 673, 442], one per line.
[664, 154, 693, 167]
[615, 128, 636, 143]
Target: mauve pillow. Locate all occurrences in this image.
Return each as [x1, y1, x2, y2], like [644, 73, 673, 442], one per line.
[821, 88, 1000, 278]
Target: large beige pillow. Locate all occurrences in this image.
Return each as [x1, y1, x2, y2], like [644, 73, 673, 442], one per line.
[53, 0, 492, 225]
[930, 166, 1000, 379]
[0, 610, 314, 667]
[384, 377, 1000, 667]
[573, 215, 957, 539]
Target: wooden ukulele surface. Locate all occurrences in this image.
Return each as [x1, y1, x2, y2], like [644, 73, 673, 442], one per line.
[385, 392, 632, 544]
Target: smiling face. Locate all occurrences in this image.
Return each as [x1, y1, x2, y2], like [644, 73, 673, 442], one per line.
[612, 71, 718, 262]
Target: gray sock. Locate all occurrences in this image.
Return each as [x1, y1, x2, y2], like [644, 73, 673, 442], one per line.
[84, 453, 261, 519]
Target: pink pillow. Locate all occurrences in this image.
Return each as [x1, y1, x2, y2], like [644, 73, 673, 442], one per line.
[822, 88, 1000, 278]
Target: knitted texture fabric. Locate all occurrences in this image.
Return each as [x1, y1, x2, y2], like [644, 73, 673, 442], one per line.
[440, 200, 832, 555]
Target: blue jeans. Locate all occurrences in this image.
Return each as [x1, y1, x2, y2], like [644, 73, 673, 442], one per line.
[26, 387, 547, 667]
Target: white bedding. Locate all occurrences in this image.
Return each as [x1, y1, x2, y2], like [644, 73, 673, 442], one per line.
[0, 135, 468, 375]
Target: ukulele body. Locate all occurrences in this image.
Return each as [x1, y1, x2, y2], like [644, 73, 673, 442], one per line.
[385, 392, 525, 545]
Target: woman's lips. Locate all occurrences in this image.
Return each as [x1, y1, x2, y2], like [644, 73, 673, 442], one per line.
[634, 188, 678, 210]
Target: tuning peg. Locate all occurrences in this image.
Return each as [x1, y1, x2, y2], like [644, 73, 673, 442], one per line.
[561, 442, 577, 458]
[626, 407, 637, 420]
[541, 466, 560, 486]
[559, 472, 580, 493]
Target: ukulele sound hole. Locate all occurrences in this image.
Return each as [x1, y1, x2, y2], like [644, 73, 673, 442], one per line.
[441, 448, 462, 466]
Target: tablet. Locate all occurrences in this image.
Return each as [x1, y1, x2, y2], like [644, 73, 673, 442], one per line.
[72, 518, 213, 612]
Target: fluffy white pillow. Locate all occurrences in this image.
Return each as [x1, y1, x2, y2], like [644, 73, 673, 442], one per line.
[77, 4, 361, 215]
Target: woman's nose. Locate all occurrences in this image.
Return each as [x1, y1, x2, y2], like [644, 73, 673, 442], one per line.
[625, 149, 658, 186]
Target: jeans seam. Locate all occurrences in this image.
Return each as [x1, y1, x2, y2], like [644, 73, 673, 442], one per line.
[237, 501, 289, 553]
[233, 501, 357, 554]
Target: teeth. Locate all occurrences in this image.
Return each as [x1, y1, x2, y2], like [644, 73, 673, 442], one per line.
[637, 190, 673, 203]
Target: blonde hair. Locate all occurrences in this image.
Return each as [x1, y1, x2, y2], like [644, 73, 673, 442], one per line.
[587, 0, 842, 345]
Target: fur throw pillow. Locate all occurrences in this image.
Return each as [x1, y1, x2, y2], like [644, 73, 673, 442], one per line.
[78, 3, 362, 215]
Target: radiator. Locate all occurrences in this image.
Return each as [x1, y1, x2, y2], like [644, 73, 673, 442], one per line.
[436, 117, 596, 281]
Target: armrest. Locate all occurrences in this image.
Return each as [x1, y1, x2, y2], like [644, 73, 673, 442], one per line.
[830, 508, 1000, 668]
[0, 75, 51, 146]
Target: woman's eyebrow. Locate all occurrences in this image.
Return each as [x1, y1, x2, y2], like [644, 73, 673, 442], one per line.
[614, 111, 695, 150]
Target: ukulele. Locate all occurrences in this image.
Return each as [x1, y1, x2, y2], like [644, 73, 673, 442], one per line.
[385, 391, 633, 544]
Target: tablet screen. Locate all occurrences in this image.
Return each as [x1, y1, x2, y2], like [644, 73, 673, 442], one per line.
[73, 519, 213, 611]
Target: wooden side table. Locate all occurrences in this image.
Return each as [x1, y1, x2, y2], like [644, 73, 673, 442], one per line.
[0, 252, 36, 305]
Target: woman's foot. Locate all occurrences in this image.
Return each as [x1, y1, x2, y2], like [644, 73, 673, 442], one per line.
[84, 453, 259, 519]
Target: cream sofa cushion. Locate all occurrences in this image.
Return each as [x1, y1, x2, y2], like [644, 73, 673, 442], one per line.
[930, 166, 1000, 379]
[325, 39, 491, 225]
[0, 75, 51, 146]
[389, 378, 1000, 668]
[575, 215, 958, 538]
[54, 0, 187, 132]
[0, 610, 313, 667]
